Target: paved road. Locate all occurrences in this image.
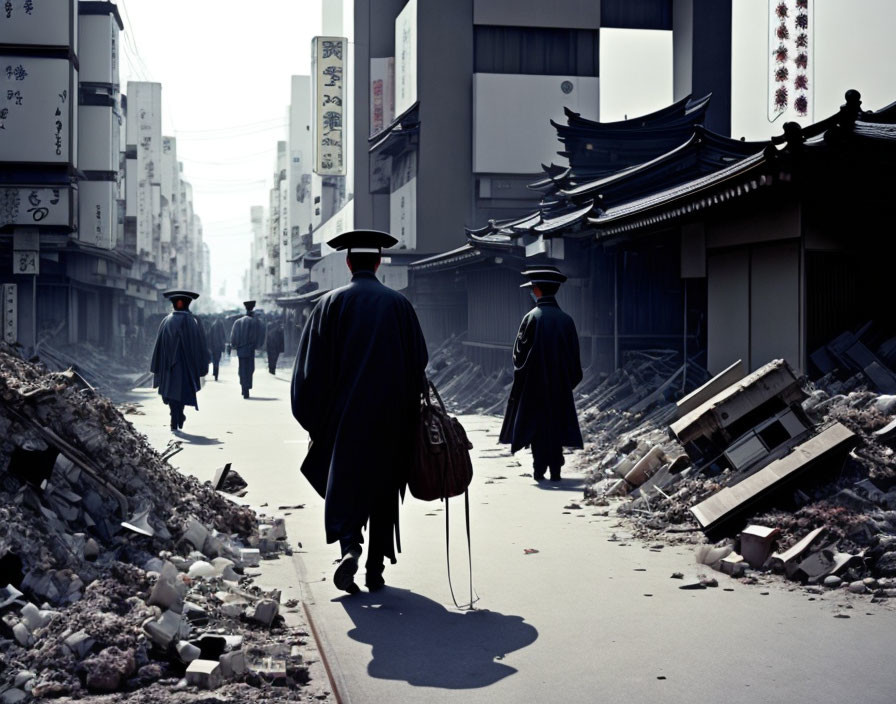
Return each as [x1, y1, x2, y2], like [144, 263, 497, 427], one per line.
[131, 355, 896, 704]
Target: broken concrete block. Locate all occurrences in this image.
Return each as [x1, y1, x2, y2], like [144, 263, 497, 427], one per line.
[20, 602, 48, 632]
[83, 538, 100, 562]
[212, 463, 233, 491]
[187, 561, 216, 579]
[624, 447, 666, 487]
[771, 526, 826, 578]
[182, 602, 208, 628]
[795, 546, 862, 584]
[180, 519, 209, 552]
[239, 548, 260, 568]
[247, 599, 279, 627]
[147, 562, 186, 611]
[740, 525, 780, 568]
[64, 629, 96, 659]
[185, 659, 222, 690]
[219, 650, 248, 679]
[719, 552, 747, 577]
[176, 641, 201, 663]
[210, 557, 239, 581]
[675, 359, 746, 420]
[143, 610, 184, 649]
[12, 622, 34, 648]
[0, 688, 28, 704]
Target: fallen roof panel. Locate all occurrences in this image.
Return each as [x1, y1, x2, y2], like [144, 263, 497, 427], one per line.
[690, 422, 857, 532]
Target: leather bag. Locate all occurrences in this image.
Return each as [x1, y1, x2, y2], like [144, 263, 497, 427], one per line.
[409, 380, 474, 502]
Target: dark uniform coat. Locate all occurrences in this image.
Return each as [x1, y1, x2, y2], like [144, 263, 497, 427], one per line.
[499, 296, 583, 453]
[265, 324, 285, 356]
[290, 271, 428, 561]
[150, 311, 209, 408]
[230, 314, 263, 357]
[208, 319, 227, 355]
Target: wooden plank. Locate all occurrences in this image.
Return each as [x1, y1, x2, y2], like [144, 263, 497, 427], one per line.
[675, 359, 744, 419]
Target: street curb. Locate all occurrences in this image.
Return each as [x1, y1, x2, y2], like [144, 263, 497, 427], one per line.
[292, 551, 350, 704]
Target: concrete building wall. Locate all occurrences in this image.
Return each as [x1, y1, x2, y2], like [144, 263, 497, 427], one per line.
[416, 0, 474, 254]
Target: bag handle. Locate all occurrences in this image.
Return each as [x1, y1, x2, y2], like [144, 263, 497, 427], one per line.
[428, 380, 448, 414]
[445, 488, 476, 610]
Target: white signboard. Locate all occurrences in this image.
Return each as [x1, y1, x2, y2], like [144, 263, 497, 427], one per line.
[394, 0, 418, 116]
[768, 0, 813, 124]
[2, 283, 17, 343]
[78, 103, 118, 172]
[78, 10, 120, 85]
[389, 151, 416, 250]
[317, 198, 354, 254]
[312, 36, 346, 176]
[0, 186, 70, 227]
[0, 0, 75, 48]
[0, 56, 74, 163]
[13, 228, 39, 274]
[78, 180, 115, 249]
[370, 57, 395, 136]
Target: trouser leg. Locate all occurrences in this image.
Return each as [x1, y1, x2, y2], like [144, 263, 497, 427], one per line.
[169, 401, 184, 430]
[532, 439, 564, 479]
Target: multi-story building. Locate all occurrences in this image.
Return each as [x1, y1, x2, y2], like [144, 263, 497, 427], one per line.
[0, 2, 208, 358]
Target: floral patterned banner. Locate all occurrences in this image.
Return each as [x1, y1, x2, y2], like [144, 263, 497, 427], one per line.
[768, 0, 813, 123]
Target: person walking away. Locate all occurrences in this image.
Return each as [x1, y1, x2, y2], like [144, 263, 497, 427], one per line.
[230, 300, 263, 398]
[499, 266, 583, 481]
[265, 321, 285, 374]
[150, 290, 209, 431]
[208, 317, 227, 381]
[291, 230, 428, 594]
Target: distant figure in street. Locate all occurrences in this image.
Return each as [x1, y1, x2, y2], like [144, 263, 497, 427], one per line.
[207, 317, 227, 381]
[150, 290, 209, 431]
[229, 300, 263, 399]
[500, 266, 583, 481]
[291, 230, 428, 595]
[265, 321, 285, 374]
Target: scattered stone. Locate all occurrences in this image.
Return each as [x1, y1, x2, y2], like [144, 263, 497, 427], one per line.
[185, 659, 222, 690]
[823, 575, 843, 589]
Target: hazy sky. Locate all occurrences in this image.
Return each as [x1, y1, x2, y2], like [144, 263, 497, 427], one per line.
[118, 0, 322, 303]
[118, 1, 896, 304]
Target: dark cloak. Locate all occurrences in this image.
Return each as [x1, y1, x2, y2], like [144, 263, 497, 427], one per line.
[265, 325, 285, 355]
[150, 311, 209, 409]
[230, 314, 262, 357]
[208, 319, 227, 355]
[290, 271, 428, 561]
[499, 296, 583, 453]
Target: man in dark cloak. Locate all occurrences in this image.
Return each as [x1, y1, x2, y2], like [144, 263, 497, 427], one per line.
[150, 290, 209, 431]
[499, 266, 583, 481]
[291, 229, 428, 594]
[207, 317, 227, 381]
[265, 321, 285, 374]
[230, 301, 263, 398]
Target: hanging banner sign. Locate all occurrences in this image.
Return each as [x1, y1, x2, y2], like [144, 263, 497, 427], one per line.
[312, 36, 346, 176]
[0, 186, 70, 227]
[768, 0, 813, 124]
[2, 283, 17, 343]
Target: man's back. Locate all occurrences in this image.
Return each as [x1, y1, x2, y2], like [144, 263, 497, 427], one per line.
[231, 315, 260, 356]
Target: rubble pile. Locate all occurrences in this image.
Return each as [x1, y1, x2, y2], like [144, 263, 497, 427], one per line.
[37, 342, 152, 397]
[0, 343, 318, 701]
[426, 336, 512, 415]
[582, 343, 896, 594]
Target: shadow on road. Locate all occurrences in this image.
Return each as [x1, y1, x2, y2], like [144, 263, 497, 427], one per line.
[244, 396, 278, 401]
[338, 587, 538, 689]
[172, 431, 222, 446]
[532, 479, 586, 493]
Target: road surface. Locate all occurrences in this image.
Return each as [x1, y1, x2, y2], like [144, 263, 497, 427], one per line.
[130, 354, 896, 704]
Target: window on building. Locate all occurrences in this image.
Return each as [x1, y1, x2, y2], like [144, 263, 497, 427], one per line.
[474, 26, 599, 77]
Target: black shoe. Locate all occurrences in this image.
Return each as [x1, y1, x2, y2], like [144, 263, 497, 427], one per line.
[549, 471, 562, 482]
[334, 551, 361, 595]
[178, 411, 186, 429]
[533, 468, 547, 481]
[365, 572, 385, 592]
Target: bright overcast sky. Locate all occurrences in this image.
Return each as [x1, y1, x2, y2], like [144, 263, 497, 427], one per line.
[118, 0, 896, 304]
[118, 0, 322, 304]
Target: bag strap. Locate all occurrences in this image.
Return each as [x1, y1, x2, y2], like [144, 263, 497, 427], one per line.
[429, 380, 448, 414]
[445, 488, 476, 610]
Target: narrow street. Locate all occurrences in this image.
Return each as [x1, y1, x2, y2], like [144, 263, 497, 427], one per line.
[131, 355, 896, 704]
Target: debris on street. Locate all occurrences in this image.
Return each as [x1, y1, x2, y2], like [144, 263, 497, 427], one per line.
[579, 324, 896, 600]
[0, 343, 325, 701]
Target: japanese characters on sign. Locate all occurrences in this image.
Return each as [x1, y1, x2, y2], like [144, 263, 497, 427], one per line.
[369, 57, 395, 136]
[13, 228, 39, 275]
[2, 283, 17, 344]
[312, 36, 346, 176]
[0, 56, 72, 163]
[0, 187, 68, 227]
[768, 0, 813, 123]
[394, 0, 417, 116]
[0, 0, 73, 48]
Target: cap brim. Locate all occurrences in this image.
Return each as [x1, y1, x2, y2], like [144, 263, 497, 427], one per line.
[327, 229, 398, 251]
